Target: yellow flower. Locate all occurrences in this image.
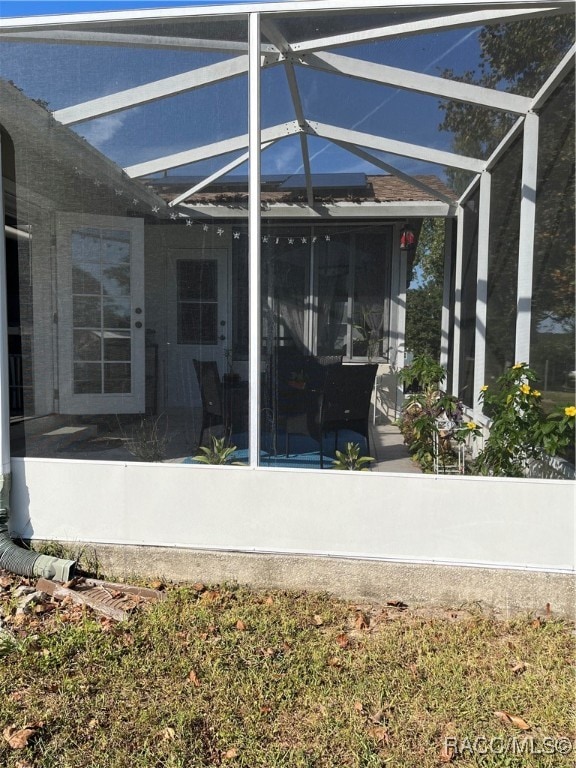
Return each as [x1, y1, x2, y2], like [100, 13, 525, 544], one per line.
[531, 390, 541, 397]
[565, 406, 576, 418]
[520, 384, 531, 395]
[480, 385, 488, 392]
[512, 362, 525, 370]
[466, 422, 477, 430]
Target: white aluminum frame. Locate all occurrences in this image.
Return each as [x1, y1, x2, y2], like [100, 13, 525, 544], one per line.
[0, 0, 573, 447]
[472, 170, 491, 414]
[0, 133, 10, 475]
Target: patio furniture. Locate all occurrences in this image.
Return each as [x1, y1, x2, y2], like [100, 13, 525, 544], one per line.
[193, 359, 226, 447]
[315, 363, 378, 468]
[275, 352, 342, 457]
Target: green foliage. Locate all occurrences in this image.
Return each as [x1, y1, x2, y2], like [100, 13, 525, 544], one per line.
[405, 284, 443, 360]
[413, 218, 446, 287]
[534, 406, 576, 460]
[398, 357, 482, 473]
[406, 219, 446, 359]
[440, 16, 574, 193]
[193, 435, 243, 465]
[0, 630, 21, 658]
[399, 390, 464, 473]
[399, 354, 446, 393]
[332, 442, 375, 471]
[474, 363, 575, 476]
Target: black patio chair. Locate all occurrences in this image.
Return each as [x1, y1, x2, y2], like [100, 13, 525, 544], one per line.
[315, 363, 378, 468]
[277, 354, 344, 457]
[193, 359, 226, 447]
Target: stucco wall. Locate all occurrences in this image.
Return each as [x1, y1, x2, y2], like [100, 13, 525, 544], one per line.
[9, 458, 574, 572]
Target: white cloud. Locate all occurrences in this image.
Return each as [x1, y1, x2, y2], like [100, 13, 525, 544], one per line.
[76, 113, 128, 148]
[264, 141, 301, 173]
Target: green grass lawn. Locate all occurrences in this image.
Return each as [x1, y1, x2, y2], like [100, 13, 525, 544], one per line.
[0, 573, 574, 767]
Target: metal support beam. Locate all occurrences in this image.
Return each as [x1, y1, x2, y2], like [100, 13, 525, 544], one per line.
[0, 134, 11, 475]
[300, 52, 531, 114]
[261, 18, 315, 206]
[473, 171, 491, 415]
[168, 140, 276, 206]
[515, 112, 539, 364]
[330, 140, 456, 206]
[450, 202, 466, 398]
[440, 218, 453, 372]
[290, 6, 563, 54]
[306, 121, 484, 173]
[0, 29, 275, 54]
[54, 56, 252, 125]
[531, 44, 575, 111]
[248, 12, 261, 468]
[124, 121, 300, 177]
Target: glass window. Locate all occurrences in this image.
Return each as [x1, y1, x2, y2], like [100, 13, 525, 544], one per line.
[260, 223, 393, 467]
[177, 260, 218, 345]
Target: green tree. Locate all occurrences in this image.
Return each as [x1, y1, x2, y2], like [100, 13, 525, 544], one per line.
[440, 15, 574, 193]
[440, 14, 575, 398]
[405, 218, 445, 359]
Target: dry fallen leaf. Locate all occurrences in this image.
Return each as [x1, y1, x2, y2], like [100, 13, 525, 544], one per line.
[160, 727, 176, 741]
[511, 662, 527, 675]
[354, 612, 369, 631]
[367, 725, 389, 744]
[264, 596, 274, 605]
[192, 582, 206, 593]
[336, 633, 350, 649]
[235, 619, 246, 631]
[201, 590, 220, 603]
[327, 656, 342, 667]
[188, 670, 201, 687]
[223, 747, 239, 760]
[494, 711, 530, 730]
[312, 614, 324, 626]
[2, 724, 40, 750]
[353, 701, 364, 713]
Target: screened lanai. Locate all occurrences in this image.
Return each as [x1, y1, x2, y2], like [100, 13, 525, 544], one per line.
[0, 0, 574, 472]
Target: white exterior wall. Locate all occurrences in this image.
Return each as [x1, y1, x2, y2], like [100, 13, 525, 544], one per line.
[10, 458, 575, 573]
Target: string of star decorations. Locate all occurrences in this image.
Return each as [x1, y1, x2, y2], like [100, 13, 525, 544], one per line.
[70, 166, 400, 247]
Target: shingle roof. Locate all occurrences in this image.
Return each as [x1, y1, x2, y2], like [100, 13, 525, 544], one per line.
[145, 174, 455, 206]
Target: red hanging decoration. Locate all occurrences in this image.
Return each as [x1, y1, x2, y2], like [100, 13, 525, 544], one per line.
[400, 228, 415, 250]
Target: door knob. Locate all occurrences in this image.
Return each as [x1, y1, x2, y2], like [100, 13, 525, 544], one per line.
[219, 335, 226, 341]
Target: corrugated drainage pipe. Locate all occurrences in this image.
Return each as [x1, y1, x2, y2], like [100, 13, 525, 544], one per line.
[0, 474, 76, 581]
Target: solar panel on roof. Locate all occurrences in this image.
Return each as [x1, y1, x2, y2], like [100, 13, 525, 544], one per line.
[280, 173, 367, 190]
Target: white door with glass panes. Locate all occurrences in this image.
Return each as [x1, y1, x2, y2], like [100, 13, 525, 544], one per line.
[56, 214, 145, 414]
[166, 249, 228, 408]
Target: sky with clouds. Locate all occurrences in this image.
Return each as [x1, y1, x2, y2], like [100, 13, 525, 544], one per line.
[0, 1, 488, 184]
